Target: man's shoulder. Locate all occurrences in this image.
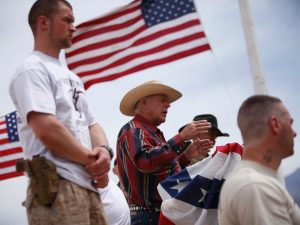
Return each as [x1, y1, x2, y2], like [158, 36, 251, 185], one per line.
[10, 53, 41, 88]
[13, 52, 45, 75]
[223, 164, 280, 195]
[117, 120, 144, 138]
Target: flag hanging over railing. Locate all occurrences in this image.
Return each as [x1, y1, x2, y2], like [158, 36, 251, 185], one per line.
[0, 111, 24, 181]
[157, 143, 244, 225]
[65, 0, 211, 89]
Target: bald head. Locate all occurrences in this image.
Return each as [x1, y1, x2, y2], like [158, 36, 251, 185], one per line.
[237, 95, 283, 144]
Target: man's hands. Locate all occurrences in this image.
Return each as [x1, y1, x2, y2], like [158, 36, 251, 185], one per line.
[179, 120, 213, 161]
[27, 113, 111, 188]
[85, 146, 111, 188]
[179, 120, 211, 141]
[184, 138, 213, 160]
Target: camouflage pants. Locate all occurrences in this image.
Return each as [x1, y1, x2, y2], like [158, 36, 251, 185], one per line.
[24, 178, 108, 225]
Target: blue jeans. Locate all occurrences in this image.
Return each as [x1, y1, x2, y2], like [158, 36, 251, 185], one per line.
[131, 211, 160, 225]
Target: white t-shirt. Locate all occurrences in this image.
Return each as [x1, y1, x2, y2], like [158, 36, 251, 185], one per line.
[100, 179, 130, 225]
[218, 160, 300, 225]
[9, 51, 97, 191]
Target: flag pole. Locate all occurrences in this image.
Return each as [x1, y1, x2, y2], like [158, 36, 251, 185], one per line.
[238, 0, 268, 94]
[238, 0, 286, 184]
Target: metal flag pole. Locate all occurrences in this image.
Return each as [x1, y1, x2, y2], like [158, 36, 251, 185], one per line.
[238, 0, 268, 94]
[238, 0, 286, 185]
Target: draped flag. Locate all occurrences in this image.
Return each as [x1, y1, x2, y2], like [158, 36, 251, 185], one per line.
[0, 111, 24, 180]
[65, 0, 211, 89]
[157, 143, 244, 225]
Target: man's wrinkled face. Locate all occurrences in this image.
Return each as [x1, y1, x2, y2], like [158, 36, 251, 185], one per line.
[144, 94, 170, 126]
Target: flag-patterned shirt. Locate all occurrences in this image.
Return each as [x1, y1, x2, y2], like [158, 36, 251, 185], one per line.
[116, 114, 189, 208]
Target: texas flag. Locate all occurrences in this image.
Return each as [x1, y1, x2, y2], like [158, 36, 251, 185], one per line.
[157, 142, 244, 225]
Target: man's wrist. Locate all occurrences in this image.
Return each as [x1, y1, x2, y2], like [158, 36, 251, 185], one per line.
[99, 145, 114, 159]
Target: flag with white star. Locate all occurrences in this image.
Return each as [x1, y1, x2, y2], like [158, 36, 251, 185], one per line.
[0, 111, 24, 180]
[66, 0, 211, 89]
[157, 142, 244, 225]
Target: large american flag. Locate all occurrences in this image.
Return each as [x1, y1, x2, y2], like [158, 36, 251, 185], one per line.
[65, 0, 211, 89]
[0, 111, 24, 180]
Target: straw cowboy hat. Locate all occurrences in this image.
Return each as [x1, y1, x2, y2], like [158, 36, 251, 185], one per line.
[120, 80, 182, 116]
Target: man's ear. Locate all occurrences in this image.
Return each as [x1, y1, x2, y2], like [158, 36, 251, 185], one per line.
[269, 115, 281, 135]
[36, 15, 50, 31]
[140, 98, 149, 111]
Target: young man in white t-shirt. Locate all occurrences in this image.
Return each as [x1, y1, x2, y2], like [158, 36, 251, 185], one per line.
[9, 1, 111, 224]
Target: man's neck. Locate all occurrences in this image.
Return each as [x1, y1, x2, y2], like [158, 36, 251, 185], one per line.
[34, 39, 61, 59]
[242, 146, 281, 171]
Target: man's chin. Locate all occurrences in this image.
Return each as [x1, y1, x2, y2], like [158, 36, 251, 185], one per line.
[160, 118, 166, 124]
[285, 148, 294, 158]
[154, 118, 165, 126]
[62, 41, 72, 49]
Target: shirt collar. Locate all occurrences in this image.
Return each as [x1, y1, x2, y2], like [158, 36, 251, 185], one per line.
[133, 114, 159, 133]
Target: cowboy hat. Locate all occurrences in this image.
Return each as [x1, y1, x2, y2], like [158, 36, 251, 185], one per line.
[120, 80, 182, 116]
[178, 114, 229, 137]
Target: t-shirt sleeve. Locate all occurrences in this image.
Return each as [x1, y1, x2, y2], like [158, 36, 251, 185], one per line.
[10, 68, 56, 124]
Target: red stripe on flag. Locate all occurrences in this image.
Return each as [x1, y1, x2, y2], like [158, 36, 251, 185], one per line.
[0, 111, 24, 181]
[159, 212, 175, 225]
[0, 128, 7, 134]
[71, 14, 142, 45]
[68, 48, 123, 71]
[213, 143, 244, 157]
[84, 44, 210, 89]
[66, 0, 211, 88]
[76, 1, 140, 30]
[129, 19, 201, 46]
[0, 158, 24, 180]
[0, 171, 24, 181]
[0, 138, 9, 145]
[68, 19, 202, 71]
[77, 32, 207, 78]
[67, 24, 145, 62]
[0, 147, 23, 157]
[0, 158, 23, 169]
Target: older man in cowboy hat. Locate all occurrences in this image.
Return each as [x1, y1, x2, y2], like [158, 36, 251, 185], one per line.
[178, 114, 229, 165]
[116, 80, 213, 225]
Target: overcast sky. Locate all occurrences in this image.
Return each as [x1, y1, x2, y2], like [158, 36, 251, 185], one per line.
[1, 0, 299, 224]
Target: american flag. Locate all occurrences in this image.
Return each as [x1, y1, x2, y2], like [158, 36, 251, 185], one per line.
[157, 143, 244, 225]
[0, 111, 24, 180]
[65, 0, 211, 89]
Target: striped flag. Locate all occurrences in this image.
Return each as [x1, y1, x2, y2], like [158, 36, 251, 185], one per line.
[157, 143, 244, 225]
[65, 0, 211, 89]
[0, 111, 24, 180]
